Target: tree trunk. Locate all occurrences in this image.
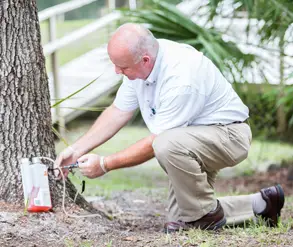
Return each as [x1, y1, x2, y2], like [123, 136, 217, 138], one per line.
[0, 0, 103, 216]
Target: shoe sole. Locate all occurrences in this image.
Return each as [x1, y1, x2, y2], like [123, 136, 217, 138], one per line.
[164, 217, 227, 233]
[206, 217, 227, 230]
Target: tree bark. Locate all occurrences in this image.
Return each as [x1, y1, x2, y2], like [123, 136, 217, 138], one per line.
[0, 0, 103, 216]
[0, 0, 54, 203]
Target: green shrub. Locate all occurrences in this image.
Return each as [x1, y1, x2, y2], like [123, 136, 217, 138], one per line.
[233, 83, 293, 141]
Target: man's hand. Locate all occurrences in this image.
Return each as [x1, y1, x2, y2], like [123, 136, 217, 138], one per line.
[54, 146, 79, 179]
[78, 154, 106, 179]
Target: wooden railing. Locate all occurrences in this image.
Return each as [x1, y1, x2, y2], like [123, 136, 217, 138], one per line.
[38, 0, 136, 129]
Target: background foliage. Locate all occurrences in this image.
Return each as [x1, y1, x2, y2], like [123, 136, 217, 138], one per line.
[122, 0, 293, 141]
[233, 84, 293, 141]
[123, 0, 255, 83]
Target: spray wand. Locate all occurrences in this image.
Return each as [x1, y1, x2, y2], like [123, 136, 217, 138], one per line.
[37, 157, 111, 219]
[51, 162, 85, 194]
[63, 163, 79, 169]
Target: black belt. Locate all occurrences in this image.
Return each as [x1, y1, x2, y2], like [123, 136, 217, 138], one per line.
[231, 119, 249, 125]
[210, 119, 249, 126]
[233, 118, 249, 124]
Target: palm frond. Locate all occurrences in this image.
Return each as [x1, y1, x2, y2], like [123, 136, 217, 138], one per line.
[203, 0, 293, 41]
[51, 73, 103, 108]
[59, 106, 107, 112]
[52, 126, 69, 146]
[121, 0, 256, 82]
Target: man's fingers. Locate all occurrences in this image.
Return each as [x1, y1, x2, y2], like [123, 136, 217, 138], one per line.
[77, 154, 91, 164]
[54, 153, 71, 179]
[54, 157, 61, 169]
[62, 169, 69, 178]
[53, 154, 64, 179]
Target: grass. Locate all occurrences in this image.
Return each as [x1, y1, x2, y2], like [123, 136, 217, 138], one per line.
[69, 164, 166, 198]
[162, 197, 293, 246]
[162, 215, 293, 247]
[164, 197, 293, 246]
[56, 123, 166, 197]
[56, 122, 293, 197]
[227, 139, 293, 176]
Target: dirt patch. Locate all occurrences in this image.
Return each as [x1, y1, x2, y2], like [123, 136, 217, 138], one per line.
[1, 167, 293, 247]
[215, 167, 293, 196]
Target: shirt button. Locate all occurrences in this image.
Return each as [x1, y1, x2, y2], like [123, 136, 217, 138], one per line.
[146, 83, 149, 86]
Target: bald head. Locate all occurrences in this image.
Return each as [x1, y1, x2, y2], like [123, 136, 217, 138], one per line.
[107, 23, 159, 80]
[108, 23, 158, 63]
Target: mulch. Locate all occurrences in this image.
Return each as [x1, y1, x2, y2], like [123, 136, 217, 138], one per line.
[215, 167, 293, 196]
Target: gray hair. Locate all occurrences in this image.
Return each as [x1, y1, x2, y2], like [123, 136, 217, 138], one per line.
[115, 23, 159, 64]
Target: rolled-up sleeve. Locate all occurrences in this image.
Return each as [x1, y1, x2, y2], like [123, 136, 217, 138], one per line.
[149, 86, 206, 135]
[113, 77, 139, 112]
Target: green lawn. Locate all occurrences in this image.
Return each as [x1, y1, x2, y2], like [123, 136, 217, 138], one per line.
[56, 124, 166, 196]
[231, 139, 293, 176]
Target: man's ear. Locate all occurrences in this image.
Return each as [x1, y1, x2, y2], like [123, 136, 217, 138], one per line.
[142, 56, 150, 64]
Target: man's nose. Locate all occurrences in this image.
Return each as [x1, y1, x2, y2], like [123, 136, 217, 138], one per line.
[115, 66, 123, 74]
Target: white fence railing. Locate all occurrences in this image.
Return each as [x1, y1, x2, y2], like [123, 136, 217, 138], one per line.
[38, 0, 136, 129]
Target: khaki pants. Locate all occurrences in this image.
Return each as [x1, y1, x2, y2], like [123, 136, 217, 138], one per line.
[152, 123, 254, 225]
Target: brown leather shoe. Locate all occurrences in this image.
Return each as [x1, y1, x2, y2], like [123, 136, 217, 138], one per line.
[164, 200, 226, 233]
[258, 184, 285, 227]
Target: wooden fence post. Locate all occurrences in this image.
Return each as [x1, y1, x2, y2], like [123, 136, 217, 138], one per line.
[129, 0, 136, 10]
[49, 16, 66, 136]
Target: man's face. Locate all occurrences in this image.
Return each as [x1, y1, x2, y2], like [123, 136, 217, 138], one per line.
[113, 59, 146, 80]
[108, 44, 150, 80]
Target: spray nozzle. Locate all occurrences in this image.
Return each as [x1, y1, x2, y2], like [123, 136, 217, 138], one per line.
[63, 163, 79, 169]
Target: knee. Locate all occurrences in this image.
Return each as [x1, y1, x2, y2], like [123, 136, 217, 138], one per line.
[152, 130, 179, 160]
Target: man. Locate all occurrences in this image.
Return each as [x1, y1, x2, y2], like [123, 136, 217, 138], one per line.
[55, 23, 285, 232]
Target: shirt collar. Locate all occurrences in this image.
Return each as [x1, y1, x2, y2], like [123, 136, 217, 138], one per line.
[145, 43, 162, 85]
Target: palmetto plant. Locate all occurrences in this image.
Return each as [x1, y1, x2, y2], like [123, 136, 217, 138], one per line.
[51, 74, 106, 142]
[203, 0, 293, 43]
[122, 0, 256, 83]
[203, 0, 293, 131]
